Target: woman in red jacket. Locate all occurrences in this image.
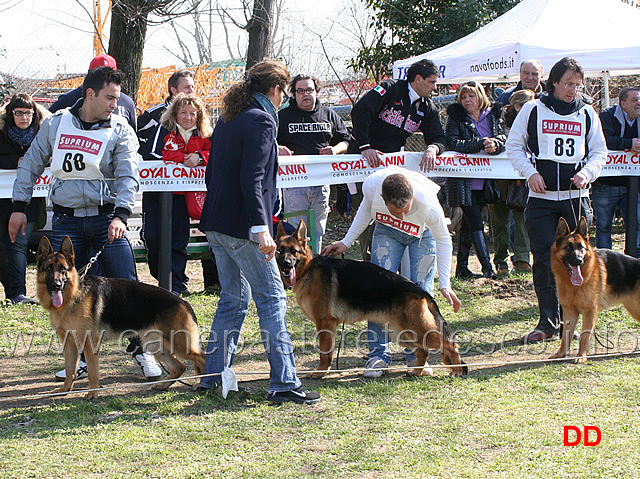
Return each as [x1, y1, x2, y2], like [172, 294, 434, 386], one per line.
[143, 93, 212, 295]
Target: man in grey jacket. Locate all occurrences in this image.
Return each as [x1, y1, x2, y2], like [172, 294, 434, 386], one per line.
[9, 66, 162, 380]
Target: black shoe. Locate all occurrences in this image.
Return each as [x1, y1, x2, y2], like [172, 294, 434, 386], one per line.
[482, 268, 498, 280]
[455, 267, 481, 279]
[266, 385, 321, 405]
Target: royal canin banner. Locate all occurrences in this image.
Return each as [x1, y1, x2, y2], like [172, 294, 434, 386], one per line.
[0, 152, 638, 198]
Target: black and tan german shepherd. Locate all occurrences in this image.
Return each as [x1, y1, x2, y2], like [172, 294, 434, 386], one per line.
[37, 236, 205, 399]
[275, 220, 467, 378]
[551, 217, 640, 363]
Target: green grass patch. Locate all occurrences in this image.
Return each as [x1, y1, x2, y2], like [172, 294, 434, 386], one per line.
[1, 256, 639, 478]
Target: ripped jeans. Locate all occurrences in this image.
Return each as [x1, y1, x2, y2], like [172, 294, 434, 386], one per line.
[367, 223, 436, 365]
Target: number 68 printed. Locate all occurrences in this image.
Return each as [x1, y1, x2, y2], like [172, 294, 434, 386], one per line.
[62, 152, 86, 172]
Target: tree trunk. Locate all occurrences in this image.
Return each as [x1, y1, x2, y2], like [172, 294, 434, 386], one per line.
[245, 0, 275, 70]
[108, 1, 149, 102]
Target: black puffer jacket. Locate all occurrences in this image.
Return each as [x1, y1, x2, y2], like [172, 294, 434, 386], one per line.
[445, 102, 506, 154]
[445, 103, 506, 207]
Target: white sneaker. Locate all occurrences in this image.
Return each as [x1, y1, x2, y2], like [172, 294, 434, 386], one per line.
[55, 360, 88, 382]
[363, 358, 387, 378]
[133, 352, 162, 380]
[407, 359, 434, 376]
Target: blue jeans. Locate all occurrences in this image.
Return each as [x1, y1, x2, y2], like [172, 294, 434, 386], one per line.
[0, 220, 35, 300]
[592, 182, 640, 256]
[367, 223, 437, 365]
[283, 185, 330, 253]
[51, 213, 137, 281]
[201, 231, 301, 393]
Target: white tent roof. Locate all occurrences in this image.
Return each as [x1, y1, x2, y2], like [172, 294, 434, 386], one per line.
[393, 0, 640, 83]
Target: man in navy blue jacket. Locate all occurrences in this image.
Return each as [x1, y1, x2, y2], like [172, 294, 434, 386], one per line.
[49, 54, 137, 131]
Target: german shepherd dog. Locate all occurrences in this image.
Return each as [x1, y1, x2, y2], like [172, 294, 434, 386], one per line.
[275, 220, 467, 378]
[37, 236, 205, 399]
[551, 216, 640, 363]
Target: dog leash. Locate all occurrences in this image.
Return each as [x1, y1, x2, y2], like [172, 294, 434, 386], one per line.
[568, 181, 584, 227]
[334, 252, 347, 371]
[157, 362, 197, 388]
[77, 246, 105, 279]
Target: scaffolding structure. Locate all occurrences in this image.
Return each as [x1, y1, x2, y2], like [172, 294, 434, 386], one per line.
[35, 61, 246, 119]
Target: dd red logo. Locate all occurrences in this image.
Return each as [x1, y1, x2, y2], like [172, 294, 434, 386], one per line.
[564, 426, 601, 446]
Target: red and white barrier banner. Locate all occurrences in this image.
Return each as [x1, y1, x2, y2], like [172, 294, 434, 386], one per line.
[0, 151, 638, 198]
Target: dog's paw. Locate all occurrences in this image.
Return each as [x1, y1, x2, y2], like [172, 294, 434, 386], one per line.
[46, 387, 70, 396]
[152, 383, 171, 391]
[305, 369, 328, 379]
[84, 390, 98, 400]
[549, 352, 566, 360]
[447, 362, 468, 377]
[574, 356, 588, 364]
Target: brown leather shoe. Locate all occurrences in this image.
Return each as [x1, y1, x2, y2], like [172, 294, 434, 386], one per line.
[515, 261, 532, 273]
[522, 330, 556, 344]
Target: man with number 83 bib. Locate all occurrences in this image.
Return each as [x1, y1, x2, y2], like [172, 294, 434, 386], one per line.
[506, 57, 607, 343]
[9, 66, 162, 379]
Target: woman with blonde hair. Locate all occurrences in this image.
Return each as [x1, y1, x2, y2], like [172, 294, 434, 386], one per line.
[144, 93, 212, 295]
[445, 81, 506, 279]
[198, 60, 320, 404]
[504, 89, 535, 131]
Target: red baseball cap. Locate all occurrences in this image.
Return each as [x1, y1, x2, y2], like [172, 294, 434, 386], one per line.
[89, 54, 117, 71]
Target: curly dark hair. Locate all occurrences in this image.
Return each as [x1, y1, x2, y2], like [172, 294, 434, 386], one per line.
[221, 60, 290, 122]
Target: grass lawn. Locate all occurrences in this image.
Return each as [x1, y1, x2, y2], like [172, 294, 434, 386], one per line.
[1, 225, 639, 478]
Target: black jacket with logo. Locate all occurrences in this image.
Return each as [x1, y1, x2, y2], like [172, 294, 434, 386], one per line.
[351, 79, 446, 154]
[277, 99, 351, 155]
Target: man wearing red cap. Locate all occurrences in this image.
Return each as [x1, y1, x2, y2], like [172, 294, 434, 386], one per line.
[49, 54, 137, 131]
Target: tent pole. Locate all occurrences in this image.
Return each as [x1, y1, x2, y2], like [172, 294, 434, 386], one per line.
[603, 71, 610, 108]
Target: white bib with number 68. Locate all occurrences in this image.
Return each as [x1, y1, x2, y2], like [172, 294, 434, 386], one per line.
[51, 110, 115, 180]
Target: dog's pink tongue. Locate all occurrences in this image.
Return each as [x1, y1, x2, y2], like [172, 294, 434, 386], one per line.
[289, 267, 296, 286]
[51, 291, 63, 308]
[570, 265, 583, 286]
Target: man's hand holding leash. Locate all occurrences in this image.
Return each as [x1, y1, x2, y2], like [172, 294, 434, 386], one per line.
[108, 217, 127, 244]
[257, 231, 277, 262]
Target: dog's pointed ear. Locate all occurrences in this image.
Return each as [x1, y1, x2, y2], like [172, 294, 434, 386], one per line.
[556, 217, 571, 241]
[60, 235, 75, 267]
[294, 220, 308, 244]
[36, 236, 53, 267]
[577, 216, 589, 238]
[276, 220, 287, 240]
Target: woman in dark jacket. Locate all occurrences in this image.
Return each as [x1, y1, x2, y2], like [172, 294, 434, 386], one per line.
[0, 94, 49, 304]
[198, 60, 320, 404]
[445, 81, 506, 279]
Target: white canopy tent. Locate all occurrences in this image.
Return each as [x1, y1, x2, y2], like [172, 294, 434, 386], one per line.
[392, 0, 640, 90]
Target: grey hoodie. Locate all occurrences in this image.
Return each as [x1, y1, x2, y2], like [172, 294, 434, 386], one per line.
[12, 99, 139, 220]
